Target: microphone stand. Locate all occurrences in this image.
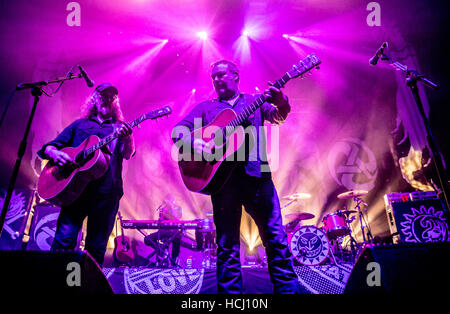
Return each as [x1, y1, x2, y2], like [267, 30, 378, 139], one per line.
[0, 71, 85, 238]
[378, 48, 449, 214]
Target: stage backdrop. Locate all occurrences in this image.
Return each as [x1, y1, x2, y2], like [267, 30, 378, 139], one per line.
[0, 0, 441, 260]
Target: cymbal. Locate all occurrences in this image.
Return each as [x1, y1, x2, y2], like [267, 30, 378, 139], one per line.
[337, 190, 368, 199]
[282, 193, 312, 200]
[285, 212, 315, 221]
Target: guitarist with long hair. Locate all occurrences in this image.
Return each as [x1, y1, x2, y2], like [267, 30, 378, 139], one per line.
[172, 60, 302, 294]
[37, 83, 135, 266]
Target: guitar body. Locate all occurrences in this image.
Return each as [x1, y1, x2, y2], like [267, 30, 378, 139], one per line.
[113, 235, 134, 263]
[37, 105, 172, 206]
[37, 135, 110, 206]
[178, 108, 247, 195]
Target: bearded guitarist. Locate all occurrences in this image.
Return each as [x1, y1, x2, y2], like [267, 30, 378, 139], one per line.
[172, 60, 302, 294]
[37, 83, 135, 266]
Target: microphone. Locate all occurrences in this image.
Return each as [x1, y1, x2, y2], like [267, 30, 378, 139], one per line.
[78, 65, 94, 87]
[369, 42, 387, 66]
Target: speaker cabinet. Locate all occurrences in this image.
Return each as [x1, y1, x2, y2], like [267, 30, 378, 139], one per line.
[344, 243, 450, 294]
[384, 193, 449, 244]
[0, 250, 114, 294]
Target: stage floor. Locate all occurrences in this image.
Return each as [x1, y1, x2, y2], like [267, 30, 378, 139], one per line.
[103, 263, 354, 294]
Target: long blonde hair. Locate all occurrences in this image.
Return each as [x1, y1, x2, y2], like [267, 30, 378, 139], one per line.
[80, 90, 124, 121]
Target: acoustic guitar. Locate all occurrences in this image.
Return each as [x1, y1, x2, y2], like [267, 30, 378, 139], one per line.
[37, 106, 172, 206]
[177, 54, 321, 195]
[113, 211, 134, 264]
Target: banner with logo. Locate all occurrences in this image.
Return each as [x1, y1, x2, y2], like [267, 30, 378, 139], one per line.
[0, 189, 34, 250]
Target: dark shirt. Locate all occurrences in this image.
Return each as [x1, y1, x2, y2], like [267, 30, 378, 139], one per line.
[37, 117, 127, 196]
[173, 93, 290, 178]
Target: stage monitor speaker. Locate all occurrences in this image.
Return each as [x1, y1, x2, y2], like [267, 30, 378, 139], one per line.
[0, 250, 114, 294]
[344, 243, 450, 294]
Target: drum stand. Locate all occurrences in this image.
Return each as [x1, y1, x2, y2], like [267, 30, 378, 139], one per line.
[338, 198, 373, 264]
[343, 229, 360, 263]
[354, 197, 373, 244]
[327, 239, 353, 271]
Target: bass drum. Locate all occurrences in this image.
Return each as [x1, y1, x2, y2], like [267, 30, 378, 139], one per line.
[289, 225, 330, 266]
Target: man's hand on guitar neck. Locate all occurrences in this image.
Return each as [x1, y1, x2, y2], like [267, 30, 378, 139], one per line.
[44, 145, 73, 167]
[117, 122, 135, 160]
[117, 122, 133, 138]
[264, 81, 289, 108]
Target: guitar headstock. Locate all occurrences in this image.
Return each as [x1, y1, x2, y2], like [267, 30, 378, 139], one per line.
[287, 53, 321, 79]
[145, 106, 172, 120]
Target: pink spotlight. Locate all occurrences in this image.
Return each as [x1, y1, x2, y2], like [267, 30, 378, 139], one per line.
[282, 34, 290, 39]
[242, 29, 250, 37]
[191, 88, 196, 93]
[196, 31, 208, 40]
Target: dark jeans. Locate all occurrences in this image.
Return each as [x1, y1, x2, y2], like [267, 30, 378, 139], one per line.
[211, 166, 301, 294]
[51, 190, 121, 266]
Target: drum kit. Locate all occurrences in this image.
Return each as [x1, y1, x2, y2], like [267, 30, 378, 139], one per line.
[283, 190, 372, 266]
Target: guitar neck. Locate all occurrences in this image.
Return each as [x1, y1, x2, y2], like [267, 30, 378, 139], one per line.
[222, 53, 321, 134]
[224, 72, 291, 134]
[118, 213, 126, 237]
[83, 114, 145, 157]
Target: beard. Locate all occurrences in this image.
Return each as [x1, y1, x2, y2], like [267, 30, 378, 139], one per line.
[216, 87, 238, 100]
[97, 107, 113, 120]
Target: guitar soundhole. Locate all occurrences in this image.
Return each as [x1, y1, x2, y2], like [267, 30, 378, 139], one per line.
[75, 151, 94, 166]
[58, 162, 79, 178]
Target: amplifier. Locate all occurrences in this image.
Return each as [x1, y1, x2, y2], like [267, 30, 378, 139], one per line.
[384, 192, 449, 243]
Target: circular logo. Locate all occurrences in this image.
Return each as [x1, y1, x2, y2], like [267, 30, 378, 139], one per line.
[290, 226, 330, 266]
[328, 138, 378, 191]
[400, 205, 448, 242]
